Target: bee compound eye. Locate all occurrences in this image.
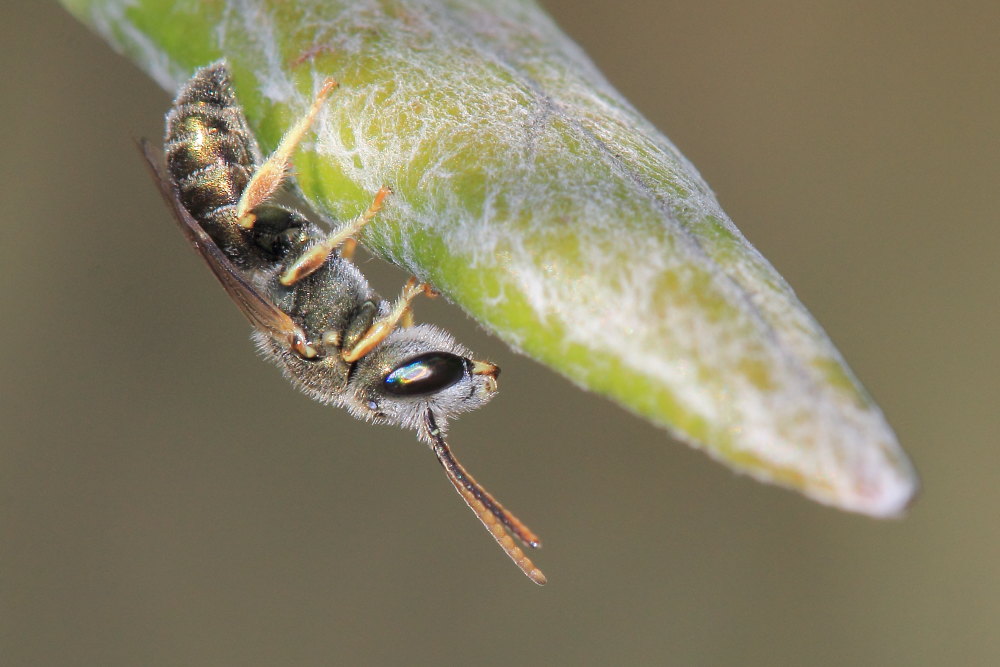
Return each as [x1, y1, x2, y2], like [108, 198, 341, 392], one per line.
[383, 352, 467, 397]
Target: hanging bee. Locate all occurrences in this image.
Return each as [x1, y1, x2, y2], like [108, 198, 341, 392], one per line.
[140, 63, 545, 584]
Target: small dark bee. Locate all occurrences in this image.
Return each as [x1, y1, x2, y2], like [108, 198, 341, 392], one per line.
[140, 63, 545, 584]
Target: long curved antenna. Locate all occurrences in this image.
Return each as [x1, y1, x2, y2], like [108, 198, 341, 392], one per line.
[423, 411, 546, 585]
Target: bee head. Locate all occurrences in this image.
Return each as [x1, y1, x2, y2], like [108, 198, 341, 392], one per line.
[344, 324, 499, 435]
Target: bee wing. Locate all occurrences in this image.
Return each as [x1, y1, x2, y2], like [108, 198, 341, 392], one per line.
[138, 140, 309, 349]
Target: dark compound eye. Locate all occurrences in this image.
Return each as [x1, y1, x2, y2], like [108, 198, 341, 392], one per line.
[383, 352, 467, 397]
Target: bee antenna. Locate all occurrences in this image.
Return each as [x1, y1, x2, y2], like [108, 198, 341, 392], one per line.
[423, 410, 546, 584]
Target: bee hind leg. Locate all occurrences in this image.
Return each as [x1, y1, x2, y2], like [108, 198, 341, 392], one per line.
[236, 77, 339, 228]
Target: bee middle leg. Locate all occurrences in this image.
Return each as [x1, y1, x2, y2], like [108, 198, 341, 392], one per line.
[280, 186, 390, 286]
[338, 238, 358, 262]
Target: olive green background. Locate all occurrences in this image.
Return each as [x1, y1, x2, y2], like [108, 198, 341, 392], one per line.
[2, 2, 996, 665]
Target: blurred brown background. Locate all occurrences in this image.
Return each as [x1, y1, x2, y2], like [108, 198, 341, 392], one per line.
[2, 2, 997, 665]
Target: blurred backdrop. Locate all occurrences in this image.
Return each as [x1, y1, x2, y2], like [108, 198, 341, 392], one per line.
[1, 2, 997, 665]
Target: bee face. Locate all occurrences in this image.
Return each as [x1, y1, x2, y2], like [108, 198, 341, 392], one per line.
[343, 324, 499, 434]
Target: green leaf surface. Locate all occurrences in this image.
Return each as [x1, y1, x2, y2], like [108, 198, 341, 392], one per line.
[62, 0, 918, 516]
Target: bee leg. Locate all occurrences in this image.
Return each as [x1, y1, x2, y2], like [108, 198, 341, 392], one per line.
[342, 278, 435, 362]
[279, 187, 390, 286]
[341, 301, 379, 353]
[235, 77, 339, 229]
[339, 237, 358, 262]
[402, 275, 438, 328]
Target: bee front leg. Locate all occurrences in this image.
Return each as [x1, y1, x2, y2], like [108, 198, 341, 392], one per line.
[342, 278, 436, 362]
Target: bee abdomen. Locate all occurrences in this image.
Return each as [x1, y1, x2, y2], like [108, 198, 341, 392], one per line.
[165, 113, 255, 180]
[172, 62, 238, 108]
[173, 162, 250, 222]
[164, 63, 260, 228]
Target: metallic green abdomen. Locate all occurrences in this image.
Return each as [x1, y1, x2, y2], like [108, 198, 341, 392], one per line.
[164, 64, 258, 235]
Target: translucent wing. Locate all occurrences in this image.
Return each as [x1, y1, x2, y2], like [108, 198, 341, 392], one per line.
[138, 140, 309, 351]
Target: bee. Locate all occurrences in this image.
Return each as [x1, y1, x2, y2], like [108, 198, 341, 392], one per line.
[140, 63, 545, 584]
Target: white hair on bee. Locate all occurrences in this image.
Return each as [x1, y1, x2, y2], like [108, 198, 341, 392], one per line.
[346, 324, 495, 434]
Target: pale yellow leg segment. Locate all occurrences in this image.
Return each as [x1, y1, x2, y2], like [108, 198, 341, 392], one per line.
[279, 187, 390, 286]
[236, 77, 339, 228]
[339, 237, 358, 262]
[342, 278, 432, 362]
[399, 268, 438, 329]
[401, 279, 438, 327]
